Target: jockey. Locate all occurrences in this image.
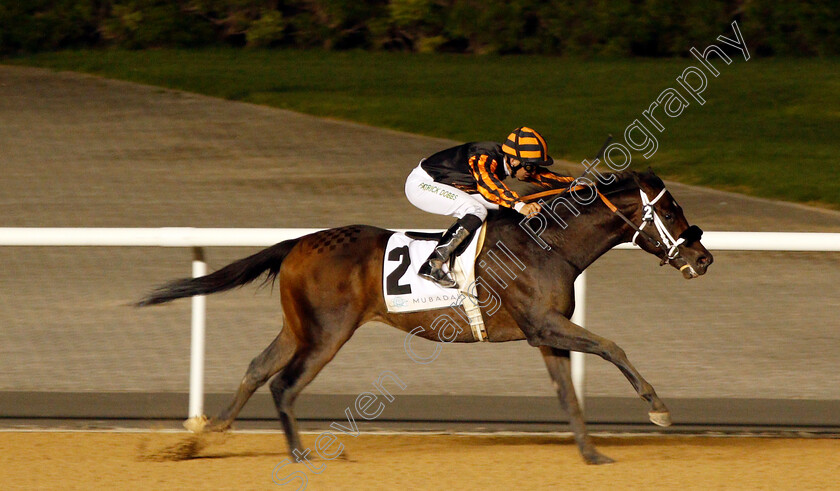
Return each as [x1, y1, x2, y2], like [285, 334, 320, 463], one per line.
[405, 127, 571, 288]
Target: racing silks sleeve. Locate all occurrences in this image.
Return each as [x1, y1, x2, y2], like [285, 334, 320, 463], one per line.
[468, 154, 521, 208]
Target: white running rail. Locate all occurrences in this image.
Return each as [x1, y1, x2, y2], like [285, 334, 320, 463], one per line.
[2, 228, 839, 417]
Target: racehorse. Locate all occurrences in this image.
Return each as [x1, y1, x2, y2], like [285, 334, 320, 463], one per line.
[138, 169, 712, 464]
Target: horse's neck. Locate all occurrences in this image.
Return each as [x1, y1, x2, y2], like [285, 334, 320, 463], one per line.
[532, 194, 638, 272]
[484, 190, 639, 274]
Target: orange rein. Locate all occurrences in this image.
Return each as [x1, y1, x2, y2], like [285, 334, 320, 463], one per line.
[520, 178, 618, 213]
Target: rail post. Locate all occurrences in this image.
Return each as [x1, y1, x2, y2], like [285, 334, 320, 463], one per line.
[570, 271, 586, 409]
[189, 246, 207, 418]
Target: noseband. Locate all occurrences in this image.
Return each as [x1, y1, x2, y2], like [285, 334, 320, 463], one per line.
[632, 188, 703, 265]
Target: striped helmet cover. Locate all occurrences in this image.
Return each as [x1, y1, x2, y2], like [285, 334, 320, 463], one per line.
[501, 127, 554, 166]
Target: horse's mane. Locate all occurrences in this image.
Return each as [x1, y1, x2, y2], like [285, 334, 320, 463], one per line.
[488, 169, 663, 223]
[590, 170, 640, 195]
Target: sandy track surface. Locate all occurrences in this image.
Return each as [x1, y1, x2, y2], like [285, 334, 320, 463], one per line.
[1, 431, 838, 490]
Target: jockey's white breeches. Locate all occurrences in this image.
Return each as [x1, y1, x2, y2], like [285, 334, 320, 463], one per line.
[405, 164, 499, 221]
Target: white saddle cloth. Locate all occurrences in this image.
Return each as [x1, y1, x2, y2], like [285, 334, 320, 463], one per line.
[383, 227, 484, 313]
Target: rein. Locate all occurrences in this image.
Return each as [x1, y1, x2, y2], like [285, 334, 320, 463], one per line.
[520, 179, 617, 213]
[520, 179, 678, 263]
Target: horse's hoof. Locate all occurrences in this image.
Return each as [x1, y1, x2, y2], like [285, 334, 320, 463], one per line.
[183, 415, 208, 433]
[649, 410, 672, 427]
[584, 451, 615, 465]
[203, 420, 231, 433]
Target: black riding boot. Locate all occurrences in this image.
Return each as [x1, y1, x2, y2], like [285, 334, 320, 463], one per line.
[418, 215, 482, 288]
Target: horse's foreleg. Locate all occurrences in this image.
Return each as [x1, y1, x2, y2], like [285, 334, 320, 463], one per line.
[204, 326, 297, 432]
[526, 317, 671, 427]
[539, 346, 614, 465]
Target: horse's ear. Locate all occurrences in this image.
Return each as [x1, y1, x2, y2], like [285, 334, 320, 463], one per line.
[636, 167, 664, 190]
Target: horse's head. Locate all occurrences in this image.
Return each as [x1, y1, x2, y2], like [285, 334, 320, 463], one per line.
[625, 171, 713, 279]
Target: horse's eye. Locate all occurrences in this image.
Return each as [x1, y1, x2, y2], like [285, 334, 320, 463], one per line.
[664, 214, 673, 220]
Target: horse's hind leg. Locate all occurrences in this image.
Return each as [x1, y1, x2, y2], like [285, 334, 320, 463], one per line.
[203, 325, 297, 432]
[269, 328, 357, 457]
[540, 346, 613, 465]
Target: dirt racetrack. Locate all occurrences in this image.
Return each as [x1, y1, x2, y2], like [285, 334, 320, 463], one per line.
[2, 431, 838, 490]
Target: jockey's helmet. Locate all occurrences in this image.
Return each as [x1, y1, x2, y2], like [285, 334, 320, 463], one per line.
[501, 127, 554, 167]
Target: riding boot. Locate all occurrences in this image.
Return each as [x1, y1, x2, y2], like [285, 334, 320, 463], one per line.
[418, 215, 482, 288]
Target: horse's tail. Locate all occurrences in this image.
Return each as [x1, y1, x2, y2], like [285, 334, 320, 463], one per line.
[136, 238, 300, 307]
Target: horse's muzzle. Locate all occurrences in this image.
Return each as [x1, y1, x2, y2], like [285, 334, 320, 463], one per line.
[679, 263, 700, 279]
[680, 252, 713, 279]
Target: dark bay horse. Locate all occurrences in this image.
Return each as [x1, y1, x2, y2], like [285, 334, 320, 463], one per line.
[138, 170, 712, 464]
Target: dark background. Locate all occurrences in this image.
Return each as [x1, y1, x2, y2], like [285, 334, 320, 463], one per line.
[2, 1, 838, 56]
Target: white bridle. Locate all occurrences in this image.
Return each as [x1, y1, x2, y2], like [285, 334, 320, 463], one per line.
[632, 188, 685, 260]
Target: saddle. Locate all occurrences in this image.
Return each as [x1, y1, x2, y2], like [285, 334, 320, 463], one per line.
[404, 230, 444, 241]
